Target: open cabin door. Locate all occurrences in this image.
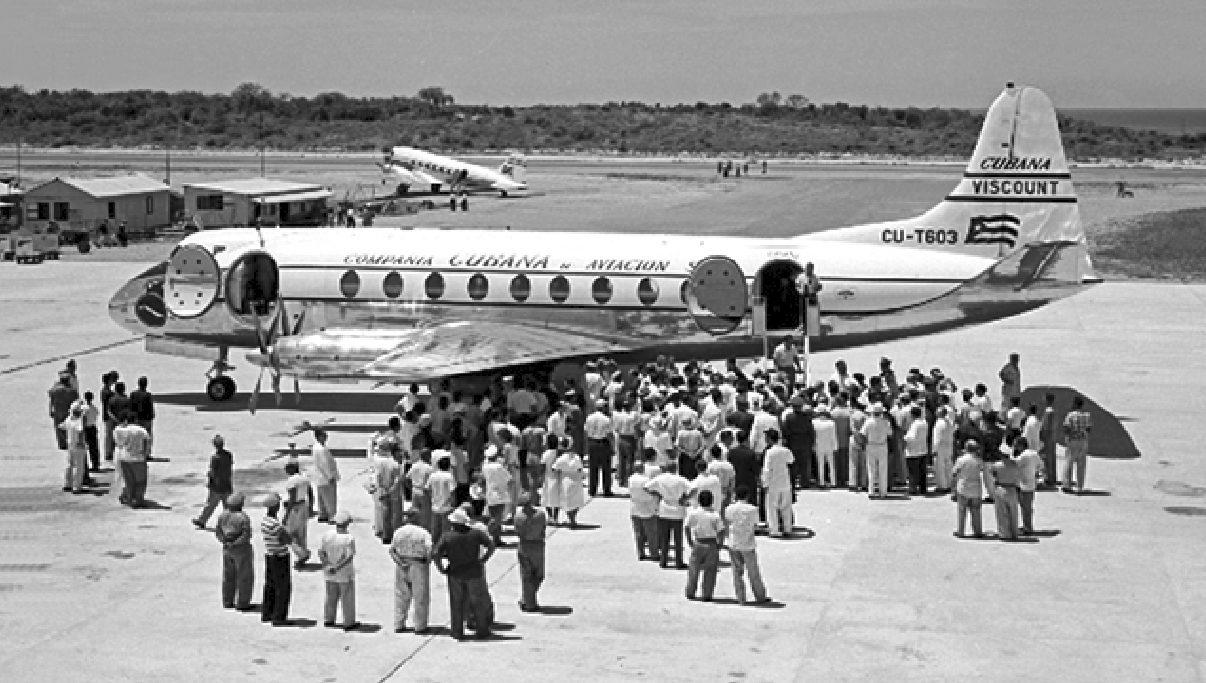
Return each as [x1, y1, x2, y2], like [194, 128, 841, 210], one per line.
[687, 256, 748, 334]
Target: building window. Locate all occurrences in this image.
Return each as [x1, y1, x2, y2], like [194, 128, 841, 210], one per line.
[638, 277, 660, 306]
[382, 272, 404, 299]
[35, 202, 50, 220]
[467, 273, 489, 300]
[145, 196, 154, 215]
[197, 194, 224, 211]
[549, 275, 571, 303]
[340, 270, 360, 298]
[53, 202, 69, 220]
[107, 202, 116, 219]
[591, 277, 613, 304]
[425, 272, 445, 299]
[510, 274, 530, 302]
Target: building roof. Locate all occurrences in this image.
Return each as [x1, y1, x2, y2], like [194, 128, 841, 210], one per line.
[38, 174, 169, 198]
[253, 189, 333, 204]
[182, 178, 326, 196]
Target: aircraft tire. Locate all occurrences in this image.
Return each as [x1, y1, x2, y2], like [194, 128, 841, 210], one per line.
[207, 376, 237, 402]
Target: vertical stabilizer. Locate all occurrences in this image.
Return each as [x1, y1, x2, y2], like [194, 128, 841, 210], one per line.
[811, 84, 1087, 261]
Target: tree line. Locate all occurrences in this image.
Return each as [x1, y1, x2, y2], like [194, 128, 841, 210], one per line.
[0, 84, 1201, 161]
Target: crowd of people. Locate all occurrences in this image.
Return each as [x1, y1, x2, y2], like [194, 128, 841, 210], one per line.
[48, 361, 157, 506]
[50, 338, 1096, 637]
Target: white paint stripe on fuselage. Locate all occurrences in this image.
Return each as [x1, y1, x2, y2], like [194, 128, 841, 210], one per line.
[182, 227, 994, 316]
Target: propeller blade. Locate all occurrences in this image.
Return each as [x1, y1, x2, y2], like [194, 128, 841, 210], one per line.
[251, 305, 269, 357]
[290, 306, 306, 336]
[293, 376, 301, 406]
[249, 367, 265, 414]
[272, 373, 282, 406]
[276, 295, 289, 339]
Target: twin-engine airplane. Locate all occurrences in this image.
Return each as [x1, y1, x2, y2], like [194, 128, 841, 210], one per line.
[378, 146, 528, 197]
[110, 84, 1099, 407]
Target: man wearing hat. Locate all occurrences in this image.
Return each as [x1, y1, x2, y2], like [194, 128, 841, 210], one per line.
[513, 491, 548, 612]
[390, 508, 433, 633]
[62, 402, 88, 494]
[260, 492, 293, 625]
[434, 507, 496, 639]
[583, 399, 615, 497]
[282, 458, 312, 568]
[214, 492, 254, 610]
[482, 445, 512, 546]
[861, 404, 893, 498]
[319, 511, 358, 629]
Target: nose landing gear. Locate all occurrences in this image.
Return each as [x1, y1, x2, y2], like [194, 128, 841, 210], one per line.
[205, 349, 237, 402]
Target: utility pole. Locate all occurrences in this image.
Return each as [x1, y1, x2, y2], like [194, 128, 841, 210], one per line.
[165, 145, 171, 186]
[259, 111, 265, 177]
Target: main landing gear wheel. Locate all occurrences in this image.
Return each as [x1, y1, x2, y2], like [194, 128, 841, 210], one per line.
[207, 376, 237, 402]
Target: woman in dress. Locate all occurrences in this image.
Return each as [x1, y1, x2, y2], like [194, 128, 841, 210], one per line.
[540, 433, 563, 524]
[553, 436, 586, 528]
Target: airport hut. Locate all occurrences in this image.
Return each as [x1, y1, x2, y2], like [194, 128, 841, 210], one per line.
[181, 178, 332, 229]
[21, 174, 171, 241]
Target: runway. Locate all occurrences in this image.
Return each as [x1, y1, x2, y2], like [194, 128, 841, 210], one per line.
[3, 258, 1206, 682]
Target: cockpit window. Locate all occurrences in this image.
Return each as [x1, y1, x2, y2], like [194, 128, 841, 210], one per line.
[226, 252, 279, 316]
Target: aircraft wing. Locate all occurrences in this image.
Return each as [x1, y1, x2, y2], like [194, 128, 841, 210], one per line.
[358, 320, 631, 381]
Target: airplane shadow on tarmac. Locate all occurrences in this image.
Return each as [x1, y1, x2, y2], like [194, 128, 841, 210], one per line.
[156, 392, 402, 414]
[1019, 386, 1140, 459]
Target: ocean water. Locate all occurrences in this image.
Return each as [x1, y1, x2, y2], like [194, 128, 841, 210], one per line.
[1063, 109, 1206, 135]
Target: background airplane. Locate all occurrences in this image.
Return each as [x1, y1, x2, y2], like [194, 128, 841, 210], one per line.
[109, 84, 1098, 409]
[378, 146, 528, 197]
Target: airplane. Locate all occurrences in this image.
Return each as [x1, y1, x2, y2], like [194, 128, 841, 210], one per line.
[378, 146, 528, 197]
[108, 83, 1099, 408]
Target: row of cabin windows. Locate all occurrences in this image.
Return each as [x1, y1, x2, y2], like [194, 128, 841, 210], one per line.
[25, 198, 154, 220]
[338, 271, 680, 306]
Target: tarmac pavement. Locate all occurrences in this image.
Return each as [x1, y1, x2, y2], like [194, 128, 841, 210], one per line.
[2, 261, 1205, 683]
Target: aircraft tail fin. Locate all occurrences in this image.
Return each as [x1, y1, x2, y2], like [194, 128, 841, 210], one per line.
[500, 153, 527, 183]
[811, 84, 1087, 261]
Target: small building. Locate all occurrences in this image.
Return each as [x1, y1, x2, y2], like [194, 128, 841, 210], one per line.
[22, 174, 171, 238]
[181, 178, 332, 229]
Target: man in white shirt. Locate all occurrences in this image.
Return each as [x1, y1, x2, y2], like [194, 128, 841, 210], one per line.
[931, 407, 955, 493]
[310, 428, 340, 523]
[1014, 437, 1043, 535]
[760, 430, 795, 537]
[426, 455, 457, 546]
[628, 458, 662, 561]
[772, 336, 802, 388]
[482, 448, 513, 547]
[583, 400, 615, 497]
[750, 405, 780, 456]
[689, 459, 724, 512]
[812, 406, 838, 488]
[684, 491, 725, 601]
[861, 404, 893, 499]
[390, 508, 433, 634]
[319, 511, 358, 630]
[644, 462, 691, 569]
[903, 405, 930, 495]
[725, 485, 770, 604]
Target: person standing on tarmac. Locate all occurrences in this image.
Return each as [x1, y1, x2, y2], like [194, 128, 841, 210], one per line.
[215, 492, 255, 611]
[194, 435, 233, 529]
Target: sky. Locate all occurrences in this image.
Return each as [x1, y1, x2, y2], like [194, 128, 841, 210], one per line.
[3, 0, 1204, 108]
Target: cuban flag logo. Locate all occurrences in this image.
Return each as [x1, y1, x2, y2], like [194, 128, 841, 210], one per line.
[965, 214, 1021, 248]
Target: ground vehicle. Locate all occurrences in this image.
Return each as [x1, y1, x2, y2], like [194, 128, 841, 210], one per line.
[2, 228, 59, 262]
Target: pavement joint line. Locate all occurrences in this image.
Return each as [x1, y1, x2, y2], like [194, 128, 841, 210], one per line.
[0, 336, 143, 376]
